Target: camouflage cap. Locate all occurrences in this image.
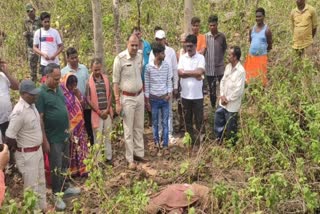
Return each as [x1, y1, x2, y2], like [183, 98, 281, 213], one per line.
[25, 3, 34, 11]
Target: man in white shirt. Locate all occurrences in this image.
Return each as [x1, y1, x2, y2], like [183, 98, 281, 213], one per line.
[0, 60, 19, 142]
[33, 12, 63, 77]
[214, 46, 245, 144]
[149, 30, 178, 143]
[178, 34, 206, 144]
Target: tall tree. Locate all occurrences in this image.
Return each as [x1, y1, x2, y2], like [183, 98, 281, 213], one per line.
[136, 0, 142, 29]
[91, 0, 105, 69]
[184, 0, 193, 34]
[113, 0, 121, 54]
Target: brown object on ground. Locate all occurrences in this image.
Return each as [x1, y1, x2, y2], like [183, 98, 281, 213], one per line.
[146, 183, 209, 214]
[128, 162, 137, 170]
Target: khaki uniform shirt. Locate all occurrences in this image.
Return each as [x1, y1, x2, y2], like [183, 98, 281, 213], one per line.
[291, 4, 317, 49]
[113, 49, 143, 93]
[6, 97, 42, 148]
[24, 16, 41, 48]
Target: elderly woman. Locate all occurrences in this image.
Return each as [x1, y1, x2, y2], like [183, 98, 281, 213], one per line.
[60, 73, 88, 176]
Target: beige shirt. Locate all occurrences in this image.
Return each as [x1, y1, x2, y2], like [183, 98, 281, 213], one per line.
[113, 49, 143, 93]
[6, 97, 42, 148]
[291, 4, 317, 49]
[219, 62, 246, 112]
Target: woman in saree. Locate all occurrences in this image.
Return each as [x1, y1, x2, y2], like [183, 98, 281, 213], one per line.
[60, 73, 88, 177]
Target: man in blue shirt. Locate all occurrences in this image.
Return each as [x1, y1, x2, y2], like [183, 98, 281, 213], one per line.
[132, 27, 151, 82]
[132, 27, 152, 126]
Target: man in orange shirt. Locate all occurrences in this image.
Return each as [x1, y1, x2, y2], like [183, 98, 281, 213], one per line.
[191, 17, 206, 55]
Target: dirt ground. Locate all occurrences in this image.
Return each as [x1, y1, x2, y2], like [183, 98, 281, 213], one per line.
[4, 97, 225, 213]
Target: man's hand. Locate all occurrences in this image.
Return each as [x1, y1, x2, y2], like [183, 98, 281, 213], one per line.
[43, 53, 50, 60]
[109, 109, 114, 120]
[173, 89, 178, 99]
[220, 96, 228, 105]
[101, 109, 109, 120]
[5, 138, 17, 153]
[42, 138, 50, 153]
[116, 102, 122, 115]
[23, 31, 30, 37]
[0, 144, 9, 170]
[146, 99, 151, 112]
[0, 62, 8, 75]
[178, 69, 185, 78]
[165, 93, 171, 101]
[74, 88, 81, 99]
[49, 56, 56, 61]
[196, 76, 203, 81]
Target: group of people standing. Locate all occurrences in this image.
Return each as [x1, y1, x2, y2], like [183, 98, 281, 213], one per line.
[0, 0, 317, 211]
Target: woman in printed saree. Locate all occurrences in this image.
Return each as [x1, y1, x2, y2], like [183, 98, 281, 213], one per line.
[60, 73, 88, 176]
[244, 7, 272, 86]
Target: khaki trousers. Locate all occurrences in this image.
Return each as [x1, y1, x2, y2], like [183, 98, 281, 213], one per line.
[295, 44, 314, 59]
[121, 92, 145, 162]
[93, 115, 112, 160]
[15, 147, 46, 210]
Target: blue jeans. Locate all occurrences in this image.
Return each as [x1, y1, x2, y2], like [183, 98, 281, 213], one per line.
[214, 106, 238, 144]
[158, 96, 173, 136]
[150, 98, 169, 147]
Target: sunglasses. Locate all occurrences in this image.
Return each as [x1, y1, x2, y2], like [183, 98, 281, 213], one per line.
[27, 10, 33, 13]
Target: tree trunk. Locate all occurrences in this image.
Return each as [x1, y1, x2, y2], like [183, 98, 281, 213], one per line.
[91, 0, 105, 70]
[136, 0, 142, 29]
[184, 0, 193, 34]
[113, 0, 121, 54]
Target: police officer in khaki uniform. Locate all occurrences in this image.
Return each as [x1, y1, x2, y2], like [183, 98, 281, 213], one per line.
[113, 34, 146, 170]
[5, 80, 46, 211]
[23, 3, 41, 82]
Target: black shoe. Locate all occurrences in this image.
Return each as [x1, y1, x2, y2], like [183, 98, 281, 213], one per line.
[133, 155, 148, 163]
[106, 159, 113, 166]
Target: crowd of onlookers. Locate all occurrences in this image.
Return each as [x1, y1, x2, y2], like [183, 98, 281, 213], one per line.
[0, 0, 317, 211]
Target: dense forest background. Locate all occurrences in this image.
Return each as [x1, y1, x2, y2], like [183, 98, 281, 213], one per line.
[0, 0, 320, 213]
[0, 0, 317, 74]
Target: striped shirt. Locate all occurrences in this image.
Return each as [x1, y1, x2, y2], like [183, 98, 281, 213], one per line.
[144, 60, 173, 98]
[205, 32, 227, 76]
[149, 46, 178, 90]
[94, 78, 108, 110]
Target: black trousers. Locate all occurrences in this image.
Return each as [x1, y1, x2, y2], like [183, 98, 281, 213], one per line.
[181, 98, 204, 144]
[83, 109, 94, 145]
[0, 121, 9, 139]
[207, 75, 223, 108]
[0, 121, 14, 164]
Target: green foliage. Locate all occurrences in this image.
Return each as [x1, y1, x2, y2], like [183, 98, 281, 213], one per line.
[1, 188, 40, 213]
[105, 180, 157, 213]
[182, 132, 192, 147]
[180, 160, 190, 175]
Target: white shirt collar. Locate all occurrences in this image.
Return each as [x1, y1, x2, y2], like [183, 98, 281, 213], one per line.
[19, 97, 32, 109]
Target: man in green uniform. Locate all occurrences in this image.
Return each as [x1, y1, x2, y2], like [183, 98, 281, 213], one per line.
[23, 3, 41, 81]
